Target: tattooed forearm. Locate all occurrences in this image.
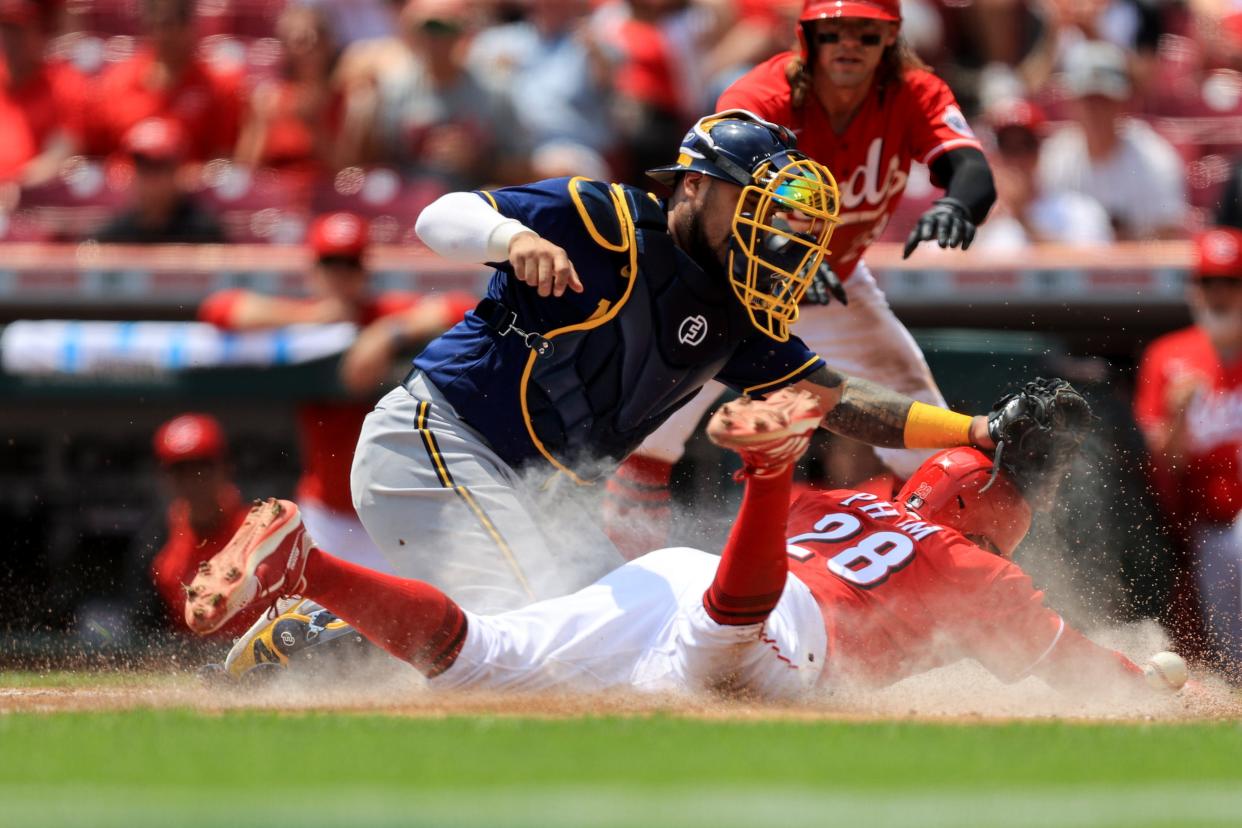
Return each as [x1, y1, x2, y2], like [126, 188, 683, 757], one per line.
[799, 368, 912, 448]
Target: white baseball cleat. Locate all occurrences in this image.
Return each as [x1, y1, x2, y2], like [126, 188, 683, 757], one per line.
[706, 388, 824, 475]
[184, 498, 312, 635]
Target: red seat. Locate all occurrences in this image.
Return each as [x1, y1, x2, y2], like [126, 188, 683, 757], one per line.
[194, 162, 311, 243]
[310, 168, 448, 246]
[72, 0, 143, 36]
[7, 157, 128, 241]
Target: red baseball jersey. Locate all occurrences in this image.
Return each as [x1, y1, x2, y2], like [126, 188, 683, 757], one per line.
[718, 54, 981, 278]
[1133, 326, 1242, 524]
[783, 489, 1142, 691]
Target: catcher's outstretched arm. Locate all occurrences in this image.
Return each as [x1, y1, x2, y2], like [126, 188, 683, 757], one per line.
[794, 365, 994, 450]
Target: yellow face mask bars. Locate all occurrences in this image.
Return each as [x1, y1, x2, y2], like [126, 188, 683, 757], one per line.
[728, 153, 841, 341]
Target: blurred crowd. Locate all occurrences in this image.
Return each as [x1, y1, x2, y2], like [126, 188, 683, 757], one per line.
[5, 0, 1242, 246]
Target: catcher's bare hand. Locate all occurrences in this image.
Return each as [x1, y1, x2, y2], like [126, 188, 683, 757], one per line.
[509, 231, 583, 298]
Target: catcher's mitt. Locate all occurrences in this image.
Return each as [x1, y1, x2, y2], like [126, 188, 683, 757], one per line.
[985, 377, 1093, 491]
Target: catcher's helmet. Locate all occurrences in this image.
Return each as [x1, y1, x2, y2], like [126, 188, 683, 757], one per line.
[647, 111, 800, 190]
[647, 110, 841, 342]
[898, 447, 1032, 558]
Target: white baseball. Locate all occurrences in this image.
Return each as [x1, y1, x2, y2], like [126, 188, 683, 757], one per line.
[1143, 651, 1188, 692]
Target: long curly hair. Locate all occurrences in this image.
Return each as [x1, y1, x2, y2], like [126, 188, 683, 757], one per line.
[784, 38, 929, 109]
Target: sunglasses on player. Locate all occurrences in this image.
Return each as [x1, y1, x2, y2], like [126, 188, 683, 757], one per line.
[815, 31, 884, 46]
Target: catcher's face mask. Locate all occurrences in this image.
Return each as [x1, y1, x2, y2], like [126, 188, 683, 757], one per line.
[727, 151, 840, 341]
[648, 109, 841, 342]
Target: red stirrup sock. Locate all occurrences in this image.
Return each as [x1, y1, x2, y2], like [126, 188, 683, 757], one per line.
[302, 549, 467, 677]
[603, 455, 675, 560]
[702, 465, 795, 626]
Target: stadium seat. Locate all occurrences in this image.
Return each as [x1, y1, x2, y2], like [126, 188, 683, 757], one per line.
[310, 168, 448, 246]
[7, 157, 128, 242]
[194, 161, 311, 244]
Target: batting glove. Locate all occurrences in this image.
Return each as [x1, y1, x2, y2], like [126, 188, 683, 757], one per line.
[802, 262, 848, 306]
[902, 197, 976, 259]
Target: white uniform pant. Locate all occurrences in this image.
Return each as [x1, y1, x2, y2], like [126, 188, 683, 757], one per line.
[351, 371, 625, 614]
[635, 261, 945, 478]
[431, 548, 828, 700]
[1192, 519, 1242, 666]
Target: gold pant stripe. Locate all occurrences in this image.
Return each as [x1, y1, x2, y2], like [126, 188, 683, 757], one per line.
[413, 401, 536, 601]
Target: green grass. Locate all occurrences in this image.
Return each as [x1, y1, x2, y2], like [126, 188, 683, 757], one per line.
[2, 711, 1241, 827]
[0, 671, 189, 689]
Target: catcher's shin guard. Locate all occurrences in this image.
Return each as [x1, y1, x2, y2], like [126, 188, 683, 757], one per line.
[706, 388, 824, 476]
[184, 498, 312, 635]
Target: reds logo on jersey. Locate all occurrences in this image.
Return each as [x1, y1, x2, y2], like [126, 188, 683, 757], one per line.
[838, 137, 908, 215]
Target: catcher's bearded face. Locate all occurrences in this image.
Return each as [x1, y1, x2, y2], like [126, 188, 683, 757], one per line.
[726, 152, 840, 341]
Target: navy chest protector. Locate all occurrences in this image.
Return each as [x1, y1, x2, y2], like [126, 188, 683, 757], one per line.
[520, 178, 752, 483]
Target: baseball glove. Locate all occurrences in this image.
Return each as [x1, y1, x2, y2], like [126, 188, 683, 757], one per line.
[985, 377, 1093, 491]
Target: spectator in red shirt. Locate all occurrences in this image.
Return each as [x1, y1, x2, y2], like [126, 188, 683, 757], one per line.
[0, 0, 84, 185]
[234, 5, 356, 182]
[87, 0, 242, 161]
[1134, 227, 1242, 674]
[145, 413, 259, 640]
[198, 211, 476, 572]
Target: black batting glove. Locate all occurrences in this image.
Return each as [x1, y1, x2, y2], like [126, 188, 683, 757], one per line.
[902, 197, 976, 259]
[802, 262, 848, 306]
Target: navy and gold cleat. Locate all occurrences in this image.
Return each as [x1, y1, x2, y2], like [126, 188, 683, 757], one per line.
[222, 599, 371, 684]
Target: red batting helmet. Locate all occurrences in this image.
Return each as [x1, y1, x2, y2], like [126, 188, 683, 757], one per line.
[802, 0, 901, 23]
[897, 447, 1032, 558]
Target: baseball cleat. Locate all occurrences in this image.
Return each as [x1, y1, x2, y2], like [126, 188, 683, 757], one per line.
[184, 498, 313, 635]
[707, 388, 824, 474]
[221, 599, 372, 684]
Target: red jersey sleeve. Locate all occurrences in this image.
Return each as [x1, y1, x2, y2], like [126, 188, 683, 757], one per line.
[946, 545, 1143, 692]
[368, 291, 476, 327]
[198, 289, 246, 329]
[439, 291, 478, 324]
[368, 292, 422, 322]
[902, 70, 982, 169]
[1133, 336, 1173, 436]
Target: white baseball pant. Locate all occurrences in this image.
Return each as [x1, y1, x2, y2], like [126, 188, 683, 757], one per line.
[1191, 520, 1242, 667]
[634, 261, 945, 479]
[430, 547, 828, 699]
[351, 371, 625, 614]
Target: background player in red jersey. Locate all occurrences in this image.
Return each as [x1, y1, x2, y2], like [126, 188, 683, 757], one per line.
[138, 413, 259, 640]
[1135, 227, 1242, 676]
[607, 0, 996, 555]
[186, 387, 1185, 700]
[199, 211, 475, 572]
